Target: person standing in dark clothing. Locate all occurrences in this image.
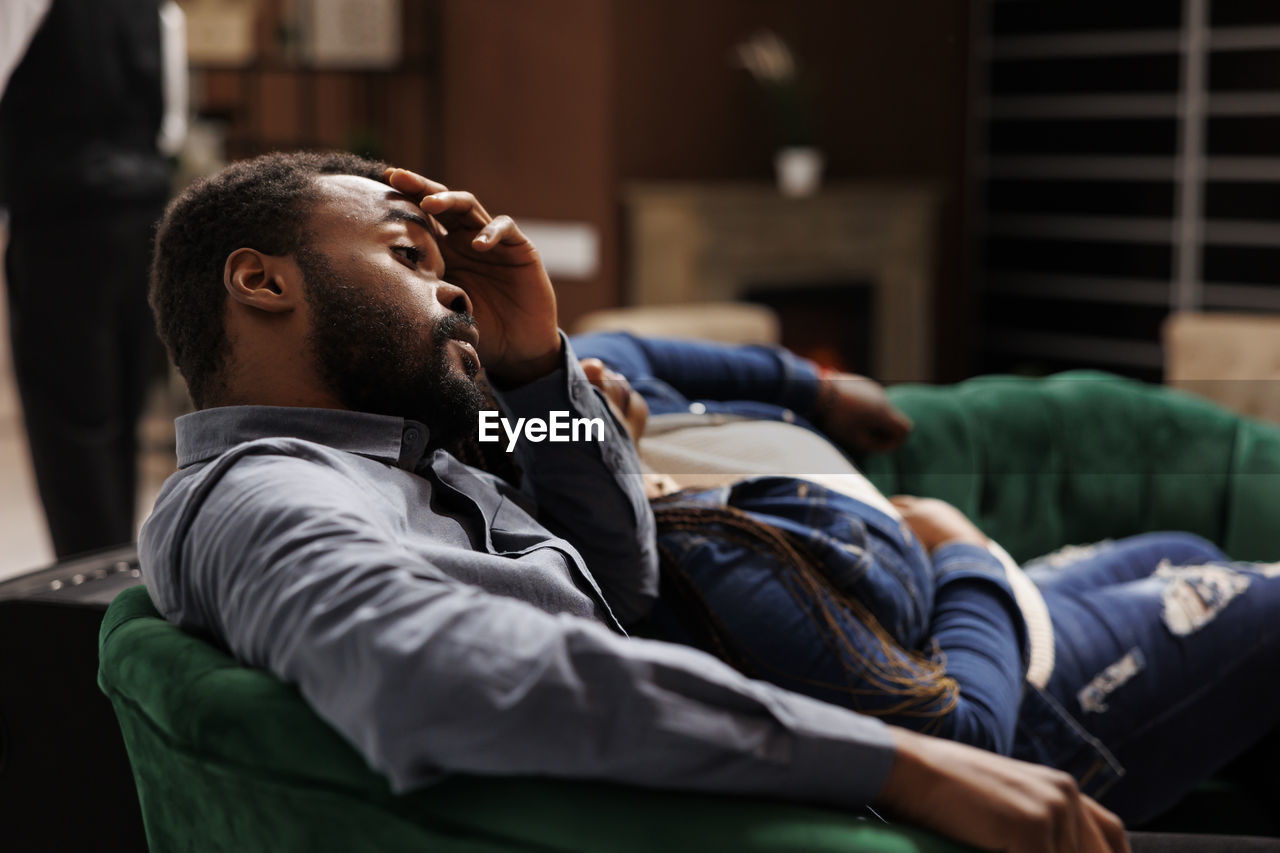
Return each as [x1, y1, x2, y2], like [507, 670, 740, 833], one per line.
[0, 0, 175, 556]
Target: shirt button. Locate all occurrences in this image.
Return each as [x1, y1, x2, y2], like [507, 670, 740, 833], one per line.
[782, 409, 796, 423]
[688, 402, 707, 415]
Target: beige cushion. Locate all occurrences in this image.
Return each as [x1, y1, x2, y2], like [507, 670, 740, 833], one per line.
[1164, 311, 1280, 423]
[570, 302, 779, 345]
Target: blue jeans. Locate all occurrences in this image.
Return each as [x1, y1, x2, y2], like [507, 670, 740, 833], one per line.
[1028, 532, 1280, 823]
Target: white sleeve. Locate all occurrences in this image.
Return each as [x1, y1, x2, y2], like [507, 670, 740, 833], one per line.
[0, 0, 51, 98]
[157, 1, 188, 157]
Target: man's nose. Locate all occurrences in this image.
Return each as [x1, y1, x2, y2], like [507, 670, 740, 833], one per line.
[436, 280, 473, 315]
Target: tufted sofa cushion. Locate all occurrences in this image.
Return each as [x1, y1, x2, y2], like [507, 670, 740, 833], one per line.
[98, 583, 973, 852]
[866, 371, 1280, 563]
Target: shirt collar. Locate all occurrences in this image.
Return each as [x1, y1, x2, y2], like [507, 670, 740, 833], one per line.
[175, 406, 431, 470]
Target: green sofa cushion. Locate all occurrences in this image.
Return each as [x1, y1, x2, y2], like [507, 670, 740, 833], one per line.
[868, 371, 1280, 562]
[99, 585, 972, 852]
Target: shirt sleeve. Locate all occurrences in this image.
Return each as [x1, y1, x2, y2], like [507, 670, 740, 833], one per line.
[924, 542, 1029, 755]
[496, 334, 659, 625]
[183, 451, 897, 810]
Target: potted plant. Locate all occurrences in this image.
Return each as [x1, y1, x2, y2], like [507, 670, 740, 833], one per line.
[734, 29, 823, 197]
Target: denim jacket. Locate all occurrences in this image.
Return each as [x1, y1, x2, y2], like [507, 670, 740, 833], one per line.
[571, 332, 1125, 798]
[571, 331, 827, 430]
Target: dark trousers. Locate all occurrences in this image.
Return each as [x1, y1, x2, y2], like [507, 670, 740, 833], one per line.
[4, 202, 164, 557]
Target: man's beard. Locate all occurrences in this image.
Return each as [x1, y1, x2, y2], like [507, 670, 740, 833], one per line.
[299, 249, 486, 446]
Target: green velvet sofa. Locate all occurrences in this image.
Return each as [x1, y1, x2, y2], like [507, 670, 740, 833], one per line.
[98, 371, 1280, 851]
[863, 370, 1280, 564]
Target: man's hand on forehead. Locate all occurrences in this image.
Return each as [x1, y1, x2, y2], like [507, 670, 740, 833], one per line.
[382, 167, 562, 386]
[382, 170, 448, 238]
[383, 167, 532, 256]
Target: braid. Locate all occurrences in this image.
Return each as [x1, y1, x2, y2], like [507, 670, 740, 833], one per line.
[653, 499, 959, 730]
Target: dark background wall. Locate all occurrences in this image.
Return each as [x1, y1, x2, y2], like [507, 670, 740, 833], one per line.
[439, 0, 620, 340]
[193, 0, 976, 379]
[438, 0, 975, 379]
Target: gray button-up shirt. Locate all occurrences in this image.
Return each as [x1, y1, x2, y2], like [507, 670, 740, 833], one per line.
[140, 342, 895, 810]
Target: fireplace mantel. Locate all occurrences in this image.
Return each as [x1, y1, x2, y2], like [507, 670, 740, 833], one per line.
[623, 182, 938, 382]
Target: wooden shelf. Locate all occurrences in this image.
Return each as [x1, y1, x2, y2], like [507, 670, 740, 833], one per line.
[189, 0, 440, 168]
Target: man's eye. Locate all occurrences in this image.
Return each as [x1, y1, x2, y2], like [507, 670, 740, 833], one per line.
[393, 245, 424, 265]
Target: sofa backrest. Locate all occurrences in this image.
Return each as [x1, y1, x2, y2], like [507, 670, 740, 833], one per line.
[867, 371, 1280, 562]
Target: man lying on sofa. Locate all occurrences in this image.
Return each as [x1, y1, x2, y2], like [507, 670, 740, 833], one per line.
[140, 150, 1127, 853]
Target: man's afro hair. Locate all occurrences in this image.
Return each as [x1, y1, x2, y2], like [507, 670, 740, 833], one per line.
[149, 150, 386, 407]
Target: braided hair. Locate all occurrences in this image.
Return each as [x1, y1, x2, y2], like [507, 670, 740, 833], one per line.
[651, 498, 960, 729]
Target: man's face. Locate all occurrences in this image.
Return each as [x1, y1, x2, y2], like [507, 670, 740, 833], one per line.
[298, 174, 485, 444]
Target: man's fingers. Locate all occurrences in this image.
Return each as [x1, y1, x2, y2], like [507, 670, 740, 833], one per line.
[384, 167, 448, 197]
[1037, 778, 1129, 853]
[1083, 796, 1131, 853]
[1075, 808, 1112, 853]
[876, 729, 1128, 853]
[419, 190, 492, 229]
[472, 215, 528, 250]
[1055, 774, 1081, 853]
[383, 170, 506, 239]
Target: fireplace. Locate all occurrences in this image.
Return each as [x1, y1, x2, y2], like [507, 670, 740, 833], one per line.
[744, 280, 872, 374]
[623, 182, 938, 382]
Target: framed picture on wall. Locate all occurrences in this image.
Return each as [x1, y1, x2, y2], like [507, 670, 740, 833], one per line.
[300, 0, 402, 68]
[181, 0, 258, 66]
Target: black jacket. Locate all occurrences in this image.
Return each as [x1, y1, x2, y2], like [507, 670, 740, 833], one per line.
[0, 0, 169, 218]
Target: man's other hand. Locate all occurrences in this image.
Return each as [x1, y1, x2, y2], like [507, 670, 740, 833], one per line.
[877, 727, 1130, 853]
[815, 372, 913, 453]
[384, 167, 561, 385]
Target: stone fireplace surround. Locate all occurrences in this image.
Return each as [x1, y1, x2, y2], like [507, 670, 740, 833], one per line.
[624, 183, 938, 382]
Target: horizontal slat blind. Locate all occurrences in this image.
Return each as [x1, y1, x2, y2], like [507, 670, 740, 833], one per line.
[976, 0, 1280, 380]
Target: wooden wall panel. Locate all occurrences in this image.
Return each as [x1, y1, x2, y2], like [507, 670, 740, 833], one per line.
[434, 0, 973, 368]
[197, 69, 243, 115]
[438, 0, 619, 325]
[184, 2, 973, 365]
[189, 0, 441, 163]
[318, 0, 977, 366]
[312, 72, 359, 149]
[383, 73, 432, 168]
[256, 71, 304, 145]
[613, 1, 971, 180]
[612, 0, 974, 379]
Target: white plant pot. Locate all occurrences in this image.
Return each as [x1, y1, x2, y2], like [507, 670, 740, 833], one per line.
[774, 146, 825, 198]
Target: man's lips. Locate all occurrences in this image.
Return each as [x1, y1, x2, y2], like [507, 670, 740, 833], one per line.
[449, 330, 480, 366]
[451, 325, 480, 349]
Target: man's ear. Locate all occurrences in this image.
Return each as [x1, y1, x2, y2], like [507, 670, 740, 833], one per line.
[224, 248, 300, 313]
